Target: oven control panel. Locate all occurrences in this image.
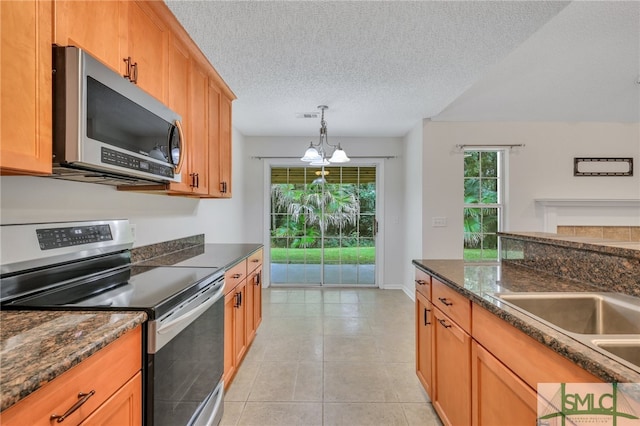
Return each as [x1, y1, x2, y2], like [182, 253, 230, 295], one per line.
[36, 224, 113, 250]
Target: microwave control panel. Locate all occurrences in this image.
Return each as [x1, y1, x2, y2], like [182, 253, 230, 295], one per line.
[101, 147, 174, 179]
[36, 224, 113, 250]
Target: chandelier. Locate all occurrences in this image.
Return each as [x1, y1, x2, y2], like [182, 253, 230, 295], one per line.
[300, 105, 350, 165]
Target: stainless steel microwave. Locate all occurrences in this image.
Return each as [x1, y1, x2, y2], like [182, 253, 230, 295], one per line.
[52, 46, 184, 186]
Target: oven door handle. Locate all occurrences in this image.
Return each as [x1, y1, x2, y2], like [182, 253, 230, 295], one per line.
[149, 280, 224, 353]
[157, 284, 224, 336]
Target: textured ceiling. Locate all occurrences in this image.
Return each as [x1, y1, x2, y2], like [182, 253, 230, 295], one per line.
[165, 1, 639, 138]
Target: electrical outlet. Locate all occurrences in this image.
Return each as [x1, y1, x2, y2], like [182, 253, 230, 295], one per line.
[130, 224, 136, 241]
[432, 217, 447, 227]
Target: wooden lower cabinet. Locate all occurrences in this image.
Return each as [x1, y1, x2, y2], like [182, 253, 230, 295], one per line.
[0, 326, 142, 426]
[471, 342, 537, 426]
[432, 306, 471, 426]
[79, 372, 142, 426]
[415, 291, 433, 397]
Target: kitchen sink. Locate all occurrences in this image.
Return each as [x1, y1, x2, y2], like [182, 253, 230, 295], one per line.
[494, 292, 640, 335]
[490, 291, 640, 373]
[592, 340, 640, 367]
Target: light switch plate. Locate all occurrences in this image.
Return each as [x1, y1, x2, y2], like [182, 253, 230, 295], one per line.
[432, 217, 447, 227]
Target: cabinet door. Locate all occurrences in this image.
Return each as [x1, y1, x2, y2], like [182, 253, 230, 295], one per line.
[206, 79, 223, 197]
[164, 34, 192, 194]
[234, 281, 248, 366]
[472, 342, 537, 426]
[223, 290, 236, 389]
[79, 372, 142, 426]
[0, 0, 52, 175]
[253, 268, 263, 331]
[53, 1, 123, 73]
[433, 307, 471, 426]
[188, 61, 209, 195]
[415, 291, 434, 398]
[218, 94, 233, 197]
[124, 1, 168, 102]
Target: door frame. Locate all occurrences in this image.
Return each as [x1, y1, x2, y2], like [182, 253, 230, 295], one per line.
[262, 158, 385, 288]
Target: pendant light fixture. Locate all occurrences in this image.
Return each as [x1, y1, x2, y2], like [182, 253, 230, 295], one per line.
[300, 105, 350, 165]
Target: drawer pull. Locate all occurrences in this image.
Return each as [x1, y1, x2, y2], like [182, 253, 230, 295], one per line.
[415, 279, 426, 285]
[232, 273, 242, 279]
[251, 258, 259, 263]
[438, 297, 453, 306]
[437, 318, 452, 329]
[424, 308, 431, 326]
[50, 390, 95, 423]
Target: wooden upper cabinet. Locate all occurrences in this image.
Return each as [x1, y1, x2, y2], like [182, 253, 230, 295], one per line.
[123, 1, 168, 102]
[0, 0, 52, 175]
[53, 1, 124, 73]
[164, 34, 193, 194]
[188, 61, 209, 195]
[219, 94, 233, 197]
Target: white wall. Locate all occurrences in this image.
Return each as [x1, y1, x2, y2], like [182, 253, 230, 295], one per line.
[242, 136, 405, 288]
[402, 122, 424, 297]
[422, 121, 640, 258]
[0, 128, 248, 247]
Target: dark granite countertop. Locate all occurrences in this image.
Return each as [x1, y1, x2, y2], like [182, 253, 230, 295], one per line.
[412, 259, 640, 383]
[0, 310, 146, 411]
[136, 243, 263, 269]
[500, 231, 640, 259]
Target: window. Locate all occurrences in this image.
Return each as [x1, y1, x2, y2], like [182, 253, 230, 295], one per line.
[463, 150, 503, 261]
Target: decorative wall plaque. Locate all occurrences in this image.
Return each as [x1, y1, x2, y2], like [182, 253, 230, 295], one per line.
[573, 157, 633, 176]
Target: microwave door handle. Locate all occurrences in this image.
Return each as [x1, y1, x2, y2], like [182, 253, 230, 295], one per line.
[174, 120, 186, 174]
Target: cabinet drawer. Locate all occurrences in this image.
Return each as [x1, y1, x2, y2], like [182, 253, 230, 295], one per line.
[247, 248, 263, 273]
[224, 260, 247, 294]
[1, 326, 141, 426]
[415, 268, 431, 300]
[432, 278, 471, 333]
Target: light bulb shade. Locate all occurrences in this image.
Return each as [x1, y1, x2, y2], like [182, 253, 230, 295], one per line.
[301, 147, 321, 162]
[329, 148, 350, 163]
[310, 158, 330, 166]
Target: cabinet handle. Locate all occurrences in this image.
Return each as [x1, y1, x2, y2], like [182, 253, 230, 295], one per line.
[415, 279, 426, 286]
[437, 318, 452, 329]
[50, 390, 95, 423]
[123, 57, 137, 83]
[190, 173, 197, 188]
[251, 258, 259, 263]
[131, 61, 138, 84]
[220, 182, 227, 193]
[232, 273, 242, 279]
[195, 173, 200, 188]
[438, 297, 453, 307]
[255, 272, 261, 286]
[424, 308, 431, 326]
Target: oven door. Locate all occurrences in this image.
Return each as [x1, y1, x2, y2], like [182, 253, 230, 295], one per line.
[147, 276, 225, 426]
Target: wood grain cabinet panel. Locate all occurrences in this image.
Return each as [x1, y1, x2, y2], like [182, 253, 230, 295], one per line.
[432, 306, 471, 426]
[79, 372, 142, 426]
[472, 342, 537, 426]
[124, 1, 168, 102]
[53, 0, 124, 73]
[472, 303, 602, 386]
[415, 291, 434, 398]
[0, 326, 142, 426]
[432, 278, 471, 332]
[0, 0, 52, 175]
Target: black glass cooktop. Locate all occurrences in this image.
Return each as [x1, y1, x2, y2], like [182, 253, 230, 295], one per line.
[3, 265, 222, 319]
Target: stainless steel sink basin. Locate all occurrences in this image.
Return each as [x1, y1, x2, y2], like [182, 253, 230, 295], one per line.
[495, 292, 640, 335]
[490, 292, 640, 373]
[593, 340, 640, 367]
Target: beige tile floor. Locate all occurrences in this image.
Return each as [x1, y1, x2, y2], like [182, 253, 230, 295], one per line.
[221, 287, 442, 426]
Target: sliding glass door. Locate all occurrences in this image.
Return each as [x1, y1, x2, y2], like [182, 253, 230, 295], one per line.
[270, 166, 377, 286]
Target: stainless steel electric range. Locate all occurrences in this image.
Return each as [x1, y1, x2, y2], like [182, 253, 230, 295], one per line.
[0, 220, 225, 426]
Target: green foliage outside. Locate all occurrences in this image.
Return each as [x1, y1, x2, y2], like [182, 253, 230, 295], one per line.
[464, 151, 500, 260]
[270, 247, 375, 264]
[270, 179, 376, 250]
